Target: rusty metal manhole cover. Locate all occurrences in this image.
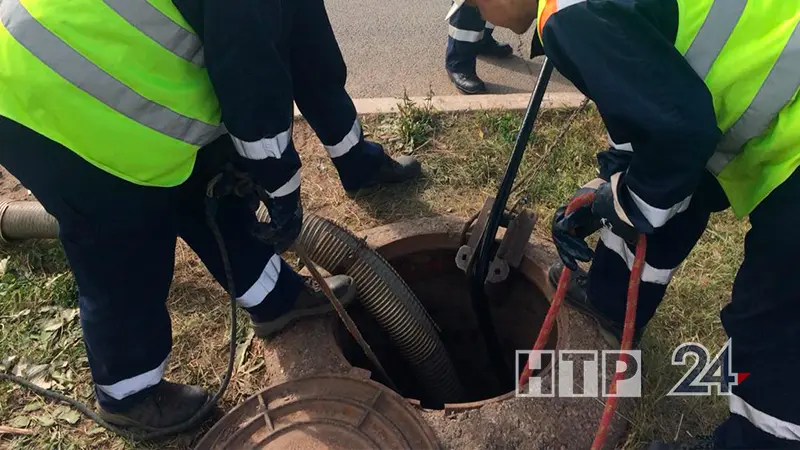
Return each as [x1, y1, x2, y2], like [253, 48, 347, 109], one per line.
[195, 374, 441, 450]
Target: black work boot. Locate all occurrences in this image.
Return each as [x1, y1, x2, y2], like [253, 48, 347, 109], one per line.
[97, 381, 210, 432]
[478, 35, 514, 58]
[548, 262, 643, 348]
[448, 71, 487, 95]
[345, 154, 422, 197]
[645, 436, 715, 450]
[252, 274, 357, 338]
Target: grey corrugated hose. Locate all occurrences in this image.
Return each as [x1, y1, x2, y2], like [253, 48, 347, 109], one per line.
[0, 201, 59, 242]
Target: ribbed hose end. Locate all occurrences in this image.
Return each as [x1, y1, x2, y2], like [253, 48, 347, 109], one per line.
[0, 201, 59, 243]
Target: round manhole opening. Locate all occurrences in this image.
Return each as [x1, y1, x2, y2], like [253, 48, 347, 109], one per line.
[334, 238, 558, 410]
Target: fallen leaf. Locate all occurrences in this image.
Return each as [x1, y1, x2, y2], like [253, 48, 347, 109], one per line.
[7, 416, 31, 428]
[26, 364, 51, 389]
[60, 308, 79, 323]
[57, 409, 80, 425]
[11, 359, 28, 377]
[29, 375, 52, 390]
[87, 426, 105, 436]
[23, 402, 43, 412]
[0, 355, 17, 372]
[25, 364, 48, 379]
[235, 329, 255, 373]
[0, 257, 9, 277]
[42, 318, 64, 332]
[34, 414, 55, 427]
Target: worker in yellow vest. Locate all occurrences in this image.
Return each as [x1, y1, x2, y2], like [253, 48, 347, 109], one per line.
[464, 0, 800, 448]
[0, 0, 420, 433]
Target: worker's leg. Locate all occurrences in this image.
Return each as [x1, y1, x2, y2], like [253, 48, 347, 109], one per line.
[446, 4, 486, 75]
[584, 183, 713, 331]
[0, 117, 183, 413]
[286, 0, 418, 192]
[173, 136, 305, 323]
[174, 136, 356, 337]
[712, 168, 800, 449]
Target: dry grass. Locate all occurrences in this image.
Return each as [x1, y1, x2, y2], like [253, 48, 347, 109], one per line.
[0, 100, 745, 449]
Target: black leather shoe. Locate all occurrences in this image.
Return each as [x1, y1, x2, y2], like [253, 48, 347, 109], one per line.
[345, 154, 422, 197]
[448, 71, 487, 95]
[97, 381, 210, 432]
[479, 35, 514, 58]
[548, 262, 643, 348]
[252, 274, 356, 338]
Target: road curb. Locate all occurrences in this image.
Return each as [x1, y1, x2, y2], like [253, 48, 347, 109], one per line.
[294, 92, 587, 117]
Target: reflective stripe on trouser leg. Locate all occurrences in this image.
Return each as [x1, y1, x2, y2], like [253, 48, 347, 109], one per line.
[243, 256, 305, 322]
[96, 357, 169, 400]
[446, 3, 485, 73]
[173, 139, 305, 323]
[713, 168, 800, 447]
[586, 199, 711, 329]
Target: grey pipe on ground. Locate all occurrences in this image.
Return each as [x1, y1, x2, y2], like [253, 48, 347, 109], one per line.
[0, 201, 59, 242]
[297, 214, 465, 405]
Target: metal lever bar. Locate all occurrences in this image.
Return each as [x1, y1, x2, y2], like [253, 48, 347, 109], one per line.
[469, 58, 555, 381]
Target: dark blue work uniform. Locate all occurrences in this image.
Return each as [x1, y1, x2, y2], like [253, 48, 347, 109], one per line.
[542, 0, 800, 447]
[446, 3, 496, 75]
[0, 0, 386, 411]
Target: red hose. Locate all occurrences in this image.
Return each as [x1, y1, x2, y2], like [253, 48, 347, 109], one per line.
[517, 193, 647, 450]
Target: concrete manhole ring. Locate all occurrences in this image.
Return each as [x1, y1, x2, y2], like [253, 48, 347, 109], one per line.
[195, 374, 441, 450]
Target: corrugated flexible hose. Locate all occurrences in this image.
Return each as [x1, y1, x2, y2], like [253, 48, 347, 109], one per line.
[297, 214, 465, 405]
[0, 201, 59, 242]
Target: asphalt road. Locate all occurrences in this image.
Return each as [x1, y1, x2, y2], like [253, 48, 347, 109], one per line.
[324, 0, 576, 98]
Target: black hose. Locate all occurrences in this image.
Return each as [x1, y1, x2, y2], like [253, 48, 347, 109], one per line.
[469, 59, 555, 381]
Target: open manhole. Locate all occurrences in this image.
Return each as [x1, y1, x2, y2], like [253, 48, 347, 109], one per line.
[334, 235, 558, 409]
[195, 375, 441, 450]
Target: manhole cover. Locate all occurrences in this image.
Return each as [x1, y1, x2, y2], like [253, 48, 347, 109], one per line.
[195, 374, 441, 450]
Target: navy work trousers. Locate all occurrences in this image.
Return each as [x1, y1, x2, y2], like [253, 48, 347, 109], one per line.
[587, 169, 800, 448]
[0, 117, 306, 411]
[446, 4, 495, 74]
[173, 0, 386, 192]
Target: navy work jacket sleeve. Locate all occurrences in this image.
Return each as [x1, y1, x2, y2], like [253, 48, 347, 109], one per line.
[541, 0, 722, 232]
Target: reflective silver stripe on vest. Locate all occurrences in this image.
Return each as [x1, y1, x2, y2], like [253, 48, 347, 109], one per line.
[684, 0, 746, 79]
[0, 0, 220, 147]
[103, 0, 204, 67]
[707, 22, 800, 174]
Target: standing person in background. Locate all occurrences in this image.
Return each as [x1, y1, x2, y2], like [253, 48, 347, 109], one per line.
[446, 3, 514, 94]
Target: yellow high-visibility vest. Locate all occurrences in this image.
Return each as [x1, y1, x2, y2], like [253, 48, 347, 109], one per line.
[538, 0, 800, 216]
[0, 0, 223, 187]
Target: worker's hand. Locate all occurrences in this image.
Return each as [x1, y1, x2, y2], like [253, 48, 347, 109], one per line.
[551, 179, 604, 270]
[467, 0, 537, 34]
[254, 190, 303, 254]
